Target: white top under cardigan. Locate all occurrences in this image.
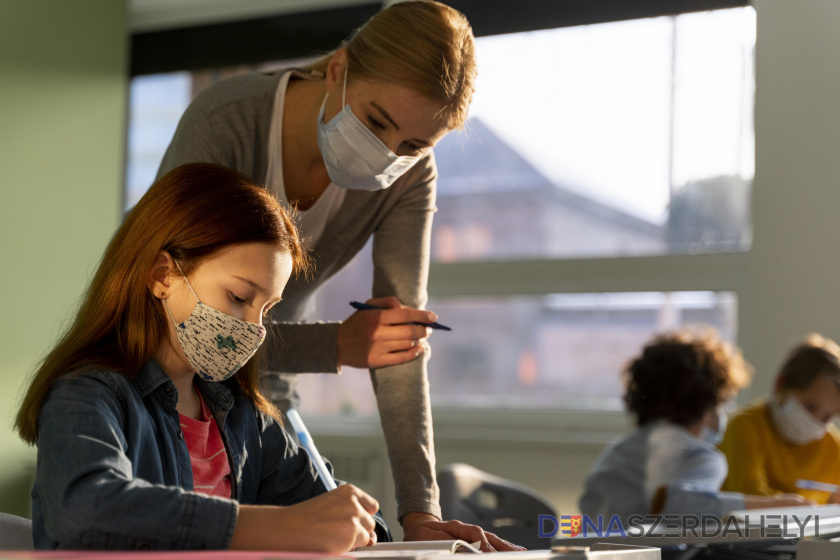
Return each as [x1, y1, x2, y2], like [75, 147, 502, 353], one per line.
[266, 70, 345, 251]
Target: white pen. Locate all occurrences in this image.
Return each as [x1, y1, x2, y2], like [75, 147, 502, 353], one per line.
[795, 478, 840, 493]
[285, 408, 338, 491]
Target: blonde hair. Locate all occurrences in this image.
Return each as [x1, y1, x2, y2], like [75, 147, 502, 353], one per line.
[307, 0, 476, 129]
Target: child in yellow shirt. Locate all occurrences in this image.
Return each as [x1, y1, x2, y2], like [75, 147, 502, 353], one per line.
[719, 334, 840, 504]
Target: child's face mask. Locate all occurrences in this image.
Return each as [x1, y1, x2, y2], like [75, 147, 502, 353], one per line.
[770, 395, 827, 445]
[163, 262, 266, 382]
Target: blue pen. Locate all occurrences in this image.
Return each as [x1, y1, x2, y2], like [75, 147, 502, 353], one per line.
[285, 408, 337, 491]
[349, 301, 452, 331]
[796, 479, 840, 493]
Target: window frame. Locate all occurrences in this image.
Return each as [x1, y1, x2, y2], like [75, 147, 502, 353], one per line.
[128, 0, 753, 443]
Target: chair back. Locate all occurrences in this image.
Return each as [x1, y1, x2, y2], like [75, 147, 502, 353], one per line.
[438, 463, 557, 550]
[0, 512, 33, 550]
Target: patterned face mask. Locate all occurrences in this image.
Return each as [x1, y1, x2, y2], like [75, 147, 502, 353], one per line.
[162, 262, 266, 382]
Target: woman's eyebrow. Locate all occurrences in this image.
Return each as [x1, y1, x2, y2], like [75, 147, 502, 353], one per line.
[371, 102, 400, 130]
[370, 102, 432, 147]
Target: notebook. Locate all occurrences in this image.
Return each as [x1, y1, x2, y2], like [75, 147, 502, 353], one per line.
[350, 540, 482, 557]
[728, 504, 840, 523]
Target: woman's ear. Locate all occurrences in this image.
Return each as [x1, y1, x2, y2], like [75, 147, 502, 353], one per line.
[324, 48, 348, 94]
[148, 251, 176, 299]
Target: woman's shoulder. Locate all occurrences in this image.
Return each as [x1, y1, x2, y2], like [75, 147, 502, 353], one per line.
[185, 71, 287, 119]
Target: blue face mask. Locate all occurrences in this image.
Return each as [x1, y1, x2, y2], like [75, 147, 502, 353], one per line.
[316, 68, 421, 191]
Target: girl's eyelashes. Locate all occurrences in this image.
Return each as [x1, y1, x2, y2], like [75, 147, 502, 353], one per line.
[230, 292, 246, 304]
[367, 115, 386, 130]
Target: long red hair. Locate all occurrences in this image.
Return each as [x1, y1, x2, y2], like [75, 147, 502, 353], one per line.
[16, 163, 308, 444]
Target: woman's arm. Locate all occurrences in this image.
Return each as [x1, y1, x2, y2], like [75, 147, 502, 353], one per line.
[367, 156, 440, 523]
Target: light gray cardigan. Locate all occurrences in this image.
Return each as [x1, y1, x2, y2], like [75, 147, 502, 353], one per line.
[156, 70, 440, 520]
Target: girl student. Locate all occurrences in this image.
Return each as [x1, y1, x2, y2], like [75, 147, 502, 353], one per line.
[154, 1, 485, 542]
[719, 333, 840, 504]
[579, 329, 811, 525]
[15, 163, 386, 551]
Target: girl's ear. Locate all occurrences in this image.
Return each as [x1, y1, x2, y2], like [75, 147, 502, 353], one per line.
[148, 251, 176, 299]
[324, 48, 348, 94]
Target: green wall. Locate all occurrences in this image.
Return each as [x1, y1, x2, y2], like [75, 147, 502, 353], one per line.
[0, 0, 127, 516]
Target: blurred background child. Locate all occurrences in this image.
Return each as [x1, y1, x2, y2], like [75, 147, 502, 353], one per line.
[580, 329, 810, 524]
[720, 333, 840, 504]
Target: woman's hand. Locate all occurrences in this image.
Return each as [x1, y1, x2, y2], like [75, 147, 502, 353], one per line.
[402, 512, 526, 552]
[338, 296, 435, 369]
[230, 484, 379, 553]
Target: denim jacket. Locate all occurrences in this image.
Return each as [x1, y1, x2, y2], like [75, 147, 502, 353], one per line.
[33, 359, 356, 549]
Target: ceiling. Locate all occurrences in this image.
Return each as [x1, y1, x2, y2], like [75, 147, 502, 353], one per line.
[128, 0, 385, 32]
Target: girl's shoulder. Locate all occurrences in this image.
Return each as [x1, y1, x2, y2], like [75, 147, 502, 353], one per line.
[41, 368, 137, 425]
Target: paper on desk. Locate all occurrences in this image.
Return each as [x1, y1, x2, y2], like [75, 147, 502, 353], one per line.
[349, 540, 482, 557]
[729, 504, 840, 522]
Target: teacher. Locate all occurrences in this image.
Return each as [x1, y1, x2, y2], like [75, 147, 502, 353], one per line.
[156, 0, 512, 550]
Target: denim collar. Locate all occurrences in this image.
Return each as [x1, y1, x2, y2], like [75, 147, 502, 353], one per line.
[130, 359, 235, 411]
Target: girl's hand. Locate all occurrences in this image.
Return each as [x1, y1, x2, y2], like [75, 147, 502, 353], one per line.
[746, 493, 816, 509]
[338, 296, 435, 369]
[231, 484, 379, 552]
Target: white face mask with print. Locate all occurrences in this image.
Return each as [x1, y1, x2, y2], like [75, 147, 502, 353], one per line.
[316, 68, 421, 191]
[163, 262, 266, 382]
[770, 395, 828, 445]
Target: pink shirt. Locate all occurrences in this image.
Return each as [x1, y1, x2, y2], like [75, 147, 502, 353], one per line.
[179, 391, 232, 498]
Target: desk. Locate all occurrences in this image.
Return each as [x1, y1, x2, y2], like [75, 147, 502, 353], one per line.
[797, 535, 840, 560]
[0, 546, 659, 560]
[551, 508, 840, 560]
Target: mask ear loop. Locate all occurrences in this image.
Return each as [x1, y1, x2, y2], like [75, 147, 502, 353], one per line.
[173, 260, 201, 303]
[161, 260, 201, 326]
[342, 65, 348, 108]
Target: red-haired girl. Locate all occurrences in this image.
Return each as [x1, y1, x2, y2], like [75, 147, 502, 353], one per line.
[16, 163, 384, 551]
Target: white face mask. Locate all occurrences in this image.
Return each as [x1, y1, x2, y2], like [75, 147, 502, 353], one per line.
[770, 395, 828, 445]
[316, 68, 421, 191]
[701, 408, 728, 445]
[163, 263, 266, 382]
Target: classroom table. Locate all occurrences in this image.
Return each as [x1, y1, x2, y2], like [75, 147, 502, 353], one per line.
[0, 544, 659, 560]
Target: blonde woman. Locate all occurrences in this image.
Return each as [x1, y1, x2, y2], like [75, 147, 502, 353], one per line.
[156, 1, 518, 550]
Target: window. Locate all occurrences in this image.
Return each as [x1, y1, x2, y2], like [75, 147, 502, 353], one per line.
[299, 291, 738, 414]
[125, 6, 756, 418]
